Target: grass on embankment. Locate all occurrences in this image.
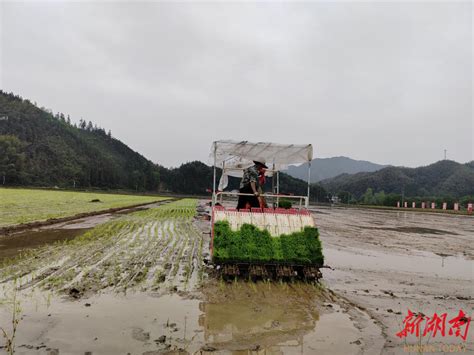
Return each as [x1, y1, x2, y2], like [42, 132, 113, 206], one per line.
[0, 188, 168, 227]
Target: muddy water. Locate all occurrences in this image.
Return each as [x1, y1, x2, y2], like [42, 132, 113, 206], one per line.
[325, 247, 474, 280]
[6, 282, 368, 354]
[0, 216, 112, 263]
[199, 282, 368, 354]
[0, 228, 88, 261]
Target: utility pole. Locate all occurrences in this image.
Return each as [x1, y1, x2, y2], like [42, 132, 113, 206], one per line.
[444, 149, 447, 160]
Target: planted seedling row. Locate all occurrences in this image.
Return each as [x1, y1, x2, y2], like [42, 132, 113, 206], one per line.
[0, 199, 199, 296]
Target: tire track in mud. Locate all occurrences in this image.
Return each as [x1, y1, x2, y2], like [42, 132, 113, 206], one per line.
[0, 199, 206, 298]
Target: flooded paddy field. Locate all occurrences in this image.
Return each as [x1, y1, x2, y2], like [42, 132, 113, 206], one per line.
[0, 200, 172, 263]
[0, 201, 472, 354]
[317, 206, 473, 354]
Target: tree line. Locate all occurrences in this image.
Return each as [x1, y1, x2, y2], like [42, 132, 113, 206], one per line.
[337, 188, 473, 208]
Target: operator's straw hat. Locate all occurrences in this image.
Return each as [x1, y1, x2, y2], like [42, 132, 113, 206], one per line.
[253, 158, 268, 169]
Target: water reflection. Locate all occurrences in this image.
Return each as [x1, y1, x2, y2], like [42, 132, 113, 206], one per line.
[199, 281, 322, 353]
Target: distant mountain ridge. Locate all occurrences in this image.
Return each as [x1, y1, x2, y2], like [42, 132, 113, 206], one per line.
[285, 156, 388, 182]
[320, 160, 474, 198]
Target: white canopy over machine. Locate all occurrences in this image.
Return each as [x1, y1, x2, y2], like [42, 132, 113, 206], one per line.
[210, 140, 314, 206]
[210, 140, 313, 176]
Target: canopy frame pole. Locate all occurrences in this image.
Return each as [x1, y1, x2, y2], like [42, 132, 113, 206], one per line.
[220, 161, 225, 204]
[306, 160, 311, 208]
[212, 142, 217, 207]
[276, 171, 280, 208]
[271, 163, 275, 207]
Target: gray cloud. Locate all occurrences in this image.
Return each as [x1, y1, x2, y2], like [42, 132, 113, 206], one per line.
[1, 1, 472, 167]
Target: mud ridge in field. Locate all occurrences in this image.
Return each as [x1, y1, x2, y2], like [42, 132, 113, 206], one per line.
[0, 199, 173, 236]
[356, 225, 459, 235]
[0, 199, 207, 298]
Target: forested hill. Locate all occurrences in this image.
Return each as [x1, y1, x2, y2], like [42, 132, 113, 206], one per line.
[0, 91, 160, 190]
[0, 91, 328, 199]
[320, 160, 474, 199]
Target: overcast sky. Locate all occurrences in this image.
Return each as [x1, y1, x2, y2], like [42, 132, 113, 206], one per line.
[1, 1, 472, 168]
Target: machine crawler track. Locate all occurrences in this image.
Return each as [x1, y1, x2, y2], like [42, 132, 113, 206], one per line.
[217, 262, 322, 281]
